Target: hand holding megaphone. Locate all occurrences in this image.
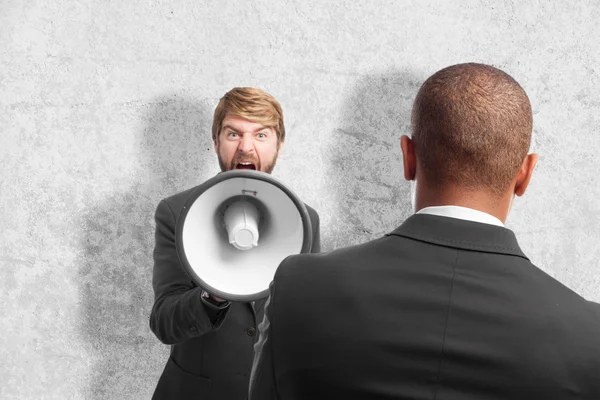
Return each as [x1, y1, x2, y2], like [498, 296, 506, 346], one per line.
[202, 289, 227, 304]
[211, 294, 226, 303]
[176, 170, 313, 302]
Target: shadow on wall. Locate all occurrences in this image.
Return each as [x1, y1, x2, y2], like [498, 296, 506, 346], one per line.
[325, 70, 424, 250]
[78, 95, 216, 399]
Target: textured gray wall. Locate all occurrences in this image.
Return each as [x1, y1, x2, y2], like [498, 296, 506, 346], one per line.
[2, 1, 599, 399]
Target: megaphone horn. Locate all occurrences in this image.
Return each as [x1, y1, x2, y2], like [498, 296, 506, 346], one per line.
[176, 170, 313, 302]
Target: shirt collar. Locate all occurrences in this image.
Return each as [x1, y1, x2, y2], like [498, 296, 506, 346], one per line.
[416, 205, 505, 227]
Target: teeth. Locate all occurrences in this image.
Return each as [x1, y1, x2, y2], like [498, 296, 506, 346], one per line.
[240, 162, 252, 165]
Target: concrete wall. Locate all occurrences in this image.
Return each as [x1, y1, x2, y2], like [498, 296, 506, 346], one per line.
[2, 1, 599, 398]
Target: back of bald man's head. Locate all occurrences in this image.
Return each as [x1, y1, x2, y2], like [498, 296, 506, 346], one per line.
[411, 63, 533, 197]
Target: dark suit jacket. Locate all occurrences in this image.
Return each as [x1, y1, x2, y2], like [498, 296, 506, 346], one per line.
[250, 213, 600, 400]
[149, 184, 321, 400]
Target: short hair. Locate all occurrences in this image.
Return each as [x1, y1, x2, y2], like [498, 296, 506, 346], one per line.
[411, 63, 533, 197]
[212, 87, 285, 143]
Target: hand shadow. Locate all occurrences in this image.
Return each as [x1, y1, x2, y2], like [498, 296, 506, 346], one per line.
[78, 94, 218, 399]
[325, 70, 423, 250]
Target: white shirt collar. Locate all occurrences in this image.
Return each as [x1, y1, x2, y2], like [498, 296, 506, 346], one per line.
[416, 205, 505, 227]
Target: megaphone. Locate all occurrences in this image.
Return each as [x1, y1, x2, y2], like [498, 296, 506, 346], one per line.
[176, 169, 313, 302]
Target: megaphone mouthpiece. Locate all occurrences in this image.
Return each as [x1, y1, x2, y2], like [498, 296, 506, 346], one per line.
[224, 200, 260, 251]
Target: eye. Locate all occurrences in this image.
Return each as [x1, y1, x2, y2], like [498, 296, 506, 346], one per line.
[228, 131, 239, 138]
[257, 132, 267, 138]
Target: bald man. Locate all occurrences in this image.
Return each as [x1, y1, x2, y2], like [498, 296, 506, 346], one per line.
[248, 63, 600, 399]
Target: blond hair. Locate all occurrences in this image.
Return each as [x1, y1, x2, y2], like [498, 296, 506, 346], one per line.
[212, 87, 285, 143]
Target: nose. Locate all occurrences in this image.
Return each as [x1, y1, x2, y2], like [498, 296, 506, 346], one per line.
[237, 134, 255, 153]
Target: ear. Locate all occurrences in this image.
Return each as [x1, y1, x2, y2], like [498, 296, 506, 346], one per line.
[213, 138, 219, 154]
[400, 135, 416, 181]
[514, 153, 538, 197]
[277, 139, 283, 157]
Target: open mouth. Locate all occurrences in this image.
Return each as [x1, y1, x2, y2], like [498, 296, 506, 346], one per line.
[235, 162, 257, 170]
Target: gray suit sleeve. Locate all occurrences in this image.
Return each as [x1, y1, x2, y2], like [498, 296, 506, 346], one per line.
[149, 199, 231, 345]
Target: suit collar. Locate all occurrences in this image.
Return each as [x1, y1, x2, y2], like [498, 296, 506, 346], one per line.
[387, 213, 529, 260]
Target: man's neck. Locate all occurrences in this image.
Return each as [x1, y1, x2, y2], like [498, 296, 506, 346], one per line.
[415, 185, 512, 224]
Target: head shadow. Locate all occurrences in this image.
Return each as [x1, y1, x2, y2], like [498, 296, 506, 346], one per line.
[324, 70, 424, 250]
[77, 94, 216, 398]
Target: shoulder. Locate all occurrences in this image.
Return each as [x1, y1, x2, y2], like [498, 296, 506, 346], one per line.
[162, 185, 199, 204]
[303, 203, 320, 231]
[587, 299, 600, 317]
[276, 236, 387, 276]
[511, 259, 600, 336]
[526, 261, 588, 303]
[303, 203, 319, 219]
[157, 185, 202, 217]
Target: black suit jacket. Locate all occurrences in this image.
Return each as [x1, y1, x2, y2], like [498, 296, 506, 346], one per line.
[250, 213, 600, 400]
[149, 184, 321, 400]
